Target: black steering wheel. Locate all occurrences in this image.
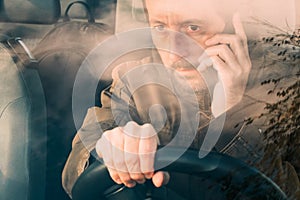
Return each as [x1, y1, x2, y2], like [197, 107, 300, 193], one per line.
[71, 147, 287, 200]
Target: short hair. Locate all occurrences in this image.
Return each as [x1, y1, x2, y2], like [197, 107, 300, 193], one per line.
[142, 0, 238, 33]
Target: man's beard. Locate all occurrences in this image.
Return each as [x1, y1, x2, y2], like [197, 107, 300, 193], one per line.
[168, 56, 197, 71]
[170, 58, 208, 91]
[169, 58, 212, 112]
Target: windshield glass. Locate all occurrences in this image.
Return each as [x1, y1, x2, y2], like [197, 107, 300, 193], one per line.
[0, 0, 299, 200]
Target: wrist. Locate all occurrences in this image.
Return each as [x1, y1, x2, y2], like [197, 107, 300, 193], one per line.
[211, 84, 244, 117]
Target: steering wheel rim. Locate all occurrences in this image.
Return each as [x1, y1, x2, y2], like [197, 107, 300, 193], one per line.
[71, 147, 287, 200]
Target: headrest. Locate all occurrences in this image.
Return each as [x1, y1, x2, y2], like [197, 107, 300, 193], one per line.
[0, 0, 61, 24]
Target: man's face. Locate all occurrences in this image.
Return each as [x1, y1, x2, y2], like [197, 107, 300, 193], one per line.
[145, 0, 226, 70]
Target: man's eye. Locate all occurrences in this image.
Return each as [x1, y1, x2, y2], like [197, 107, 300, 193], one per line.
[186, 25, 201, 33]
[153, 25, 165, 32]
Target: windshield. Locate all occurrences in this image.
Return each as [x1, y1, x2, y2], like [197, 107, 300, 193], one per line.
[0, 0, 299, 200]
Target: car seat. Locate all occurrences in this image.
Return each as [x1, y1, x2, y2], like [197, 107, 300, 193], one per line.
[32, 1, 115, 199]
[0, 1, 60, 200]
[0, 37, 47, 200]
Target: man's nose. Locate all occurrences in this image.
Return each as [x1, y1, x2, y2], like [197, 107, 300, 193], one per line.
[168, 32, 190, 62]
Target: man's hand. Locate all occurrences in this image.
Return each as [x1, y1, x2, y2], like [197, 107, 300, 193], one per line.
[96, 121, 169, 188]
[204, 13, 252, 116]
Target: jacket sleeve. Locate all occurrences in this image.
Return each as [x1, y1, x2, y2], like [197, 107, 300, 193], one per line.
[61, 60, 146, 198]
[61, 104, 116, 198]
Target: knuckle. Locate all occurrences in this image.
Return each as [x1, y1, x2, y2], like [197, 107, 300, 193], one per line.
[213, 34, 221, 39]
[233, 36, 240, 43]
[235, 35, 246, 46]
[119, 173, 132, 183]
[124, 181, 136, 188]
[125, 153, 138, 164]
[144, 172, 154, 179]
[139, 140, 157, 153]
[113, 161, 125, 170]
[140, 123, 156, 138]
[110, 135, 124, 149]
[111, 175, 120, 182]
[109, 171, 120, 183]
[141, 123, 155, 131]
[130, 173, 144, 181]
[95, 139, 104, 155]
[220, 44, 228, 51]
[113, 157, 126, 170]
[127, 121, 139, 127]
[102, 129, 114, 140]
[124, 137, 139, 153]
[141, 167, 154, 174]
[140, 161, 154, 173]
[219, 45, 230, 55]
[124, 121, 139, 132]
[125, 159, 139, 173]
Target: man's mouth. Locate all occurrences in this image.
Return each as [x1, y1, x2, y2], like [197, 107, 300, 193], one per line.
[169, 62, 208, 92]
[168, 58, 198, 70]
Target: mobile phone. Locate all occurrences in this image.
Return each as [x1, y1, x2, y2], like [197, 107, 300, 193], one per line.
[223, 20, 234, 34]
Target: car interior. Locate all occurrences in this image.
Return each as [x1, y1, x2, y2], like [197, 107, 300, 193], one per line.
[0, 0, 299, 200]
[0, 1, 116, 199]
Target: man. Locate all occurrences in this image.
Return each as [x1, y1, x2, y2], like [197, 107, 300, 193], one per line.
[62, 0, 268, 198]
[97, 0, 251, 187]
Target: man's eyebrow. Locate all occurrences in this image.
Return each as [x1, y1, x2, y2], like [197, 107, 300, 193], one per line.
[149, 18, 205, 26]
[149, 19, 167, 25]
[181, 19, 205, 25]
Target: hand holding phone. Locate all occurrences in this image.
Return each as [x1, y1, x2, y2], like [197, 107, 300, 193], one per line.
[200, 13, 252, 117]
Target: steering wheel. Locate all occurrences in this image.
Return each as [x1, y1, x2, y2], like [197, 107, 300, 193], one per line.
[71, 147, 287, 200]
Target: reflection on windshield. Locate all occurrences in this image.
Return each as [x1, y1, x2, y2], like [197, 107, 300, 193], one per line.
[0, 0, 299, 199]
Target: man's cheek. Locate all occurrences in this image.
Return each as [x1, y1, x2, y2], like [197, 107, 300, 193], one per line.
[157, 51, 171, 67]
[195, 35, 215, 49]
[152, 37, 169, 50]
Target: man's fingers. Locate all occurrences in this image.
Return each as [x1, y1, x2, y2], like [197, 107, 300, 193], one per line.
[152, 171, 170, 187]
[210, 55, 226, 72]
[124, 125, 146, 183]
[118, 171, 136, 188]
[139, 139, 156, 178]
[208, 55, 236, 85]
[96, 122, 159, 187]
[205, 45, 239, 68]
[109, 128, 139, 187]
[205, 13, 249, 64]
[123, 123, 140, 175]
[205, 34, 247, 55]
[110, 128, 127, 172]
[205, 34, 237, 46]
[96, 131, 114, 168]
[96, 131, 125, 185]
[197, 55, 213, 72]
[107, 168, 122, 185]
[205, 41, 250, 74]
[139, 124, 157, 178]
[232, 12, 247, 41]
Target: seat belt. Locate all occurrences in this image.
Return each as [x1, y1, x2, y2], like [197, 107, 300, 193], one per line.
[3, 37, 38, 69]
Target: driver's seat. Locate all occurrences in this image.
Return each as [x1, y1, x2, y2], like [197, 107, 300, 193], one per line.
[0, 37, 47, 200]
[0, 0, 59, 199]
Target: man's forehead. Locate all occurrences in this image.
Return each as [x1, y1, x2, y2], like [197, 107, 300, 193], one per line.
[144, 0, 233, 20]
[145, 0, 216, 13]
